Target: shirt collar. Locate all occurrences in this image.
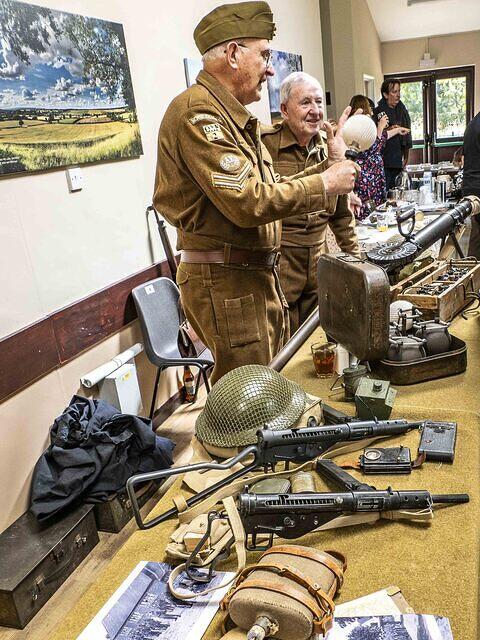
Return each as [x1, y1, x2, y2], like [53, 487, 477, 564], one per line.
[196, 70, 252, 130]
[279, 120, 324, 151]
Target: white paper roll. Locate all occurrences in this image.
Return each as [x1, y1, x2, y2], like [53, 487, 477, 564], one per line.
[80, 343, 144, 388]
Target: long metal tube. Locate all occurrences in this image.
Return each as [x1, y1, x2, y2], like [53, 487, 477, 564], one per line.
[269, 309, 319, 371]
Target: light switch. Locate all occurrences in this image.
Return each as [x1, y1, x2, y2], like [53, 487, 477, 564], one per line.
[66, 167, 84, 192]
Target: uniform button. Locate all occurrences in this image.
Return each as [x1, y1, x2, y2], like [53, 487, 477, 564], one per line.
[246, 124, 252, 130]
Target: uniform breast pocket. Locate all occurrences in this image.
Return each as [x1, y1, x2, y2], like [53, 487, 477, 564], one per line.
[224, 294, 261, 347]
[263, 157, 277, 182]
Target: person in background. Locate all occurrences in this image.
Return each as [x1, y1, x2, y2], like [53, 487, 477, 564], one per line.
[462, 112, 480, 258]
[262, 72, 361, 334]
[451, 145, 464, 197]
[349, 95, 410, 220]
[374, 79, 412, 191]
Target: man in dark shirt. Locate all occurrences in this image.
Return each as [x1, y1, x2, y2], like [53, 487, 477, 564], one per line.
[462, 111, 480, 258]
[374, 79, 412, 191]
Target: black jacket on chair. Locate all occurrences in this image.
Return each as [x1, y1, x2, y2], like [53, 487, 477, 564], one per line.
[30, 395, 174, 521]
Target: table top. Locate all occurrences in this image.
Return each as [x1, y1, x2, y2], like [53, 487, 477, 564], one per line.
[49, 313, 480, 640]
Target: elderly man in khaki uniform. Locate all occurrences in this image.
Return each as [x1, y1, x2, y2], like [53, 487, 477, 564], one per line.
[262, 72, 361, 334]
[153, 1, 358, 383]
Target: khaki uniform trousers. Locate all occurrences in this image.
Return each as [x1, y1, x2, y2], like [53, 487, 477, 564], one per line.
[176, 261, 288, 384]
[278, 243, 323, 336]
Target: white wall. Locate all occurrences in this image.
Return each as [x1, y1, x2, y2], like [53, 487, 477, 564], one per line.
[0, 0, 326, 532]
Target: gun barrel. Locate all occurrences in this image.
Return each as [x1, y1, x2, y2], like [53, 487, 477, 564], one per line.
[431, 493, 470, 504]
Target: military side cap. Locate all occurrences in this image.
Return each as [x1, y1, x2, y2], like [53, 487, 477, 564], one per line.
[194, 1, 276, 55]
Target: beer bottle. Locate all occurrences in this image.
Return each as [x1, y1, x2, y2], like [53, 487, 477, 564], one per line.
[183, 366, 195, 403]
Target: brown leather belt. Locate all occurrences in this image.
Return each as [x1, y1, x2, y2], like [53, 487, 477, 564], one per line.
[180, 249, 279, 267]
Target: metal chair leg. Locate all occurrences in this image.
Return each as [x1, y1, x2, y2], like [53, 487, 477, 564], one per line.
[202, 366, 211, 393]
[149, 367, 163, 421]
[192, 366, 201, 401]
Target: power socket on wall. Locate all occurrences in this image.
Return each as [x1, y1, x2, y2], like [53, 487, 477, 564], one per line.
[66, 167, 84, 192]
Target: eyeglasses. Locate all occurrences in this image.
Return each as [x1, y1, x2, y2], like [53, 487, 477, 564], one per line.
[236, 42, 273, 67]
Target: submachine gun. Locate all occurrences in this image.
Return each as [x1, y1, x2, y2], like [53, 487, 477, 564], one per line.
[194, 459, 469, 555]
[367, 195, 480, 273]
[127, 417, 423, 529]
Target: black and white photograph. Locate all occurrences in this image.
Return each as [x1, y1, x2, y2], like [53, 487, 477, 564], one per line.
[326, 614, 453, 640]
[76, 562, 233, 640]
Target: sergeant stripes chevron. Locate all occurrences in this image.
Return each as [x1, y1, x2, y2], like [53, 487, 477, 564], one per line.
[211, 160, 252, 192]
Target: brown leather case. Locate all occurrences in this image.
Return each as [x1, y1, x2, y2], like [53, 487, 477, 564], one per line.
[0, 504, 98, 629]
[317, 254, 390, 361]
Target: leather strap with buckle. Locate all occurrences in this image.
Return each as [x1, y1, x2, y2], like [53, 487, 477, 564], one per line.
[180, 249, 279, 267]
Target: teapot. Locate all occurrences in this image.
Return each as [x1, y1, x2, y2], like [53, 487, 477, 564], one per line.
[413, 320, 452, 356]
[387, 336, 427, 362]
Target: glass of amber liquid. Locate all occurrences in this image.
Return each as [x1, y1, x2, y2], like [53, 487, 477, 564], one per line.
[311, 342, 337, 378]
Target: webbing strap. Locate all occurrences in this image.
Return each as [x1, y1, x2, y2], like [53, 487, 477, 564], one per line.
[177, 459, 316, 524]
[167, 497, 246, 600]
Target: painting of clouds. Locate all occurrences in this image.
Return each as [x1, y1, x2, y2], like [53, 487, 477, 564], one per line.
[267, 50, 303, 123]
[0, 0, 142, 176]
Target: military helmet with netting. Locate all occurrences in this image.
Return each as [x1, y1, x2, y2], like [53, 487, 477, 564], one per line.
[196, 364, 307, 447]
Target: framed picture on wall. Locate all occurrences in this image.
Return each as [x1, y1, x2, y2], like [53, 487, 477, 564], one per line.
[183, 59, 202, 88]
[267, 50, 303, 123]
[0, 0, 143, 177]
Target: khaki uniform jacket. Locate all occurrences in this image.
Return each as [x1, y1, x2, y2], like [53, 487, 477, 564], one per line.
[261, 120, 359, 255]
[153, 71, 330, 252]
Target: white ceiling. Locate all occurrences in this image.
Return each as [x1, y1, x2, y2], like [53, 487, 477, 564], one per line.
[366, 0, 480, 42]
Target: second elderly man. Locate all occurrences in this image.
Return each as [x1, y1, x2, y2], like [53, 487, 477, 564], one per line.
[262, 72, 360, 334]
[153, 2, 358, 383]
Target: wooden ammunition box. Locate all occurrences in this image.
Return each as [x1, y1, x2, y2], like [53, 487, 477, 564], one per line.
[0, 504, 98, 629]
[397, 259, 480, 321]
[94, 480, 159, 533]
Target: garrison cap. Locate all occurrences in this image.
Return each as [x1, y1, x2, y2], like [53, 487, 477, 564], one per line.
[194, 1, 276, 55]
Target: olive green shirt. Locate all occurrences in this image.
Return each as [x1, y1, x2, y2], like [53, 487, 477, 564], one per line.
[262, 120, 359, 255]
[153, 71, 330, 252]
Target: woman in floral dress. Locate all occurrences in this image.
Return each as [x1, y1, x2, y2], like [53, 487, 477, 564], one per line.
[348, 95, 410, 220]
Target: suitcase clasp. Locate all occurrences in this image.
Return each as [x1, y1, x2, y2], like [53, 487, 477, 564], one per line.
[31, 575, 44, 601]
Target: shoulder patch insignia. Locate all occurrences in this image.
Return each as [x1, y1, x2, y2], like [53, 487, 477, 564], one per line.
[211, 160, 252, 192]
[188, 113, 221, 125]
[219, 154, 241, 173]
[203, 123, 224, 141]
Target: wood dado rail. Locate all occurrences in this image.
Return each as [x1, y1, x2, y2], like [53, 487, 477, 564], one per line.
[0, 260, 170, 404]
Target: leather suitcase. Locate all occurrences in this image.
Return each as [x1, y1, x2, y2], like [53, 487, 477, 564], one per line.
[94, 480, 159, 533]
[0, 504, 99, 629]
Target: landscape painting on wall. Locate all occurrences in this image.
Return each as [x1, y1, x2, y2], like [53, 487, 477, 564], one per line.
[267, 50, 303, 123]
[0, 0, 143, 176]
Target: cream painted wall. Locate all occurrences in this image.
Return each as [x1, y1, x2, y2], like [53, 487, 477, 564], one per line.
[382, 31, 480, 113]
[0, 0, 326, 532]
[351, 0, 383, 102]
[320, 0, 382, 119]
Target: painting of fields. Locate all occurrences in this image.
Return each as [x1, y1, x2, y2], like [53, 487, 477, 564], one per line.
[0, 1, 142, 176]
